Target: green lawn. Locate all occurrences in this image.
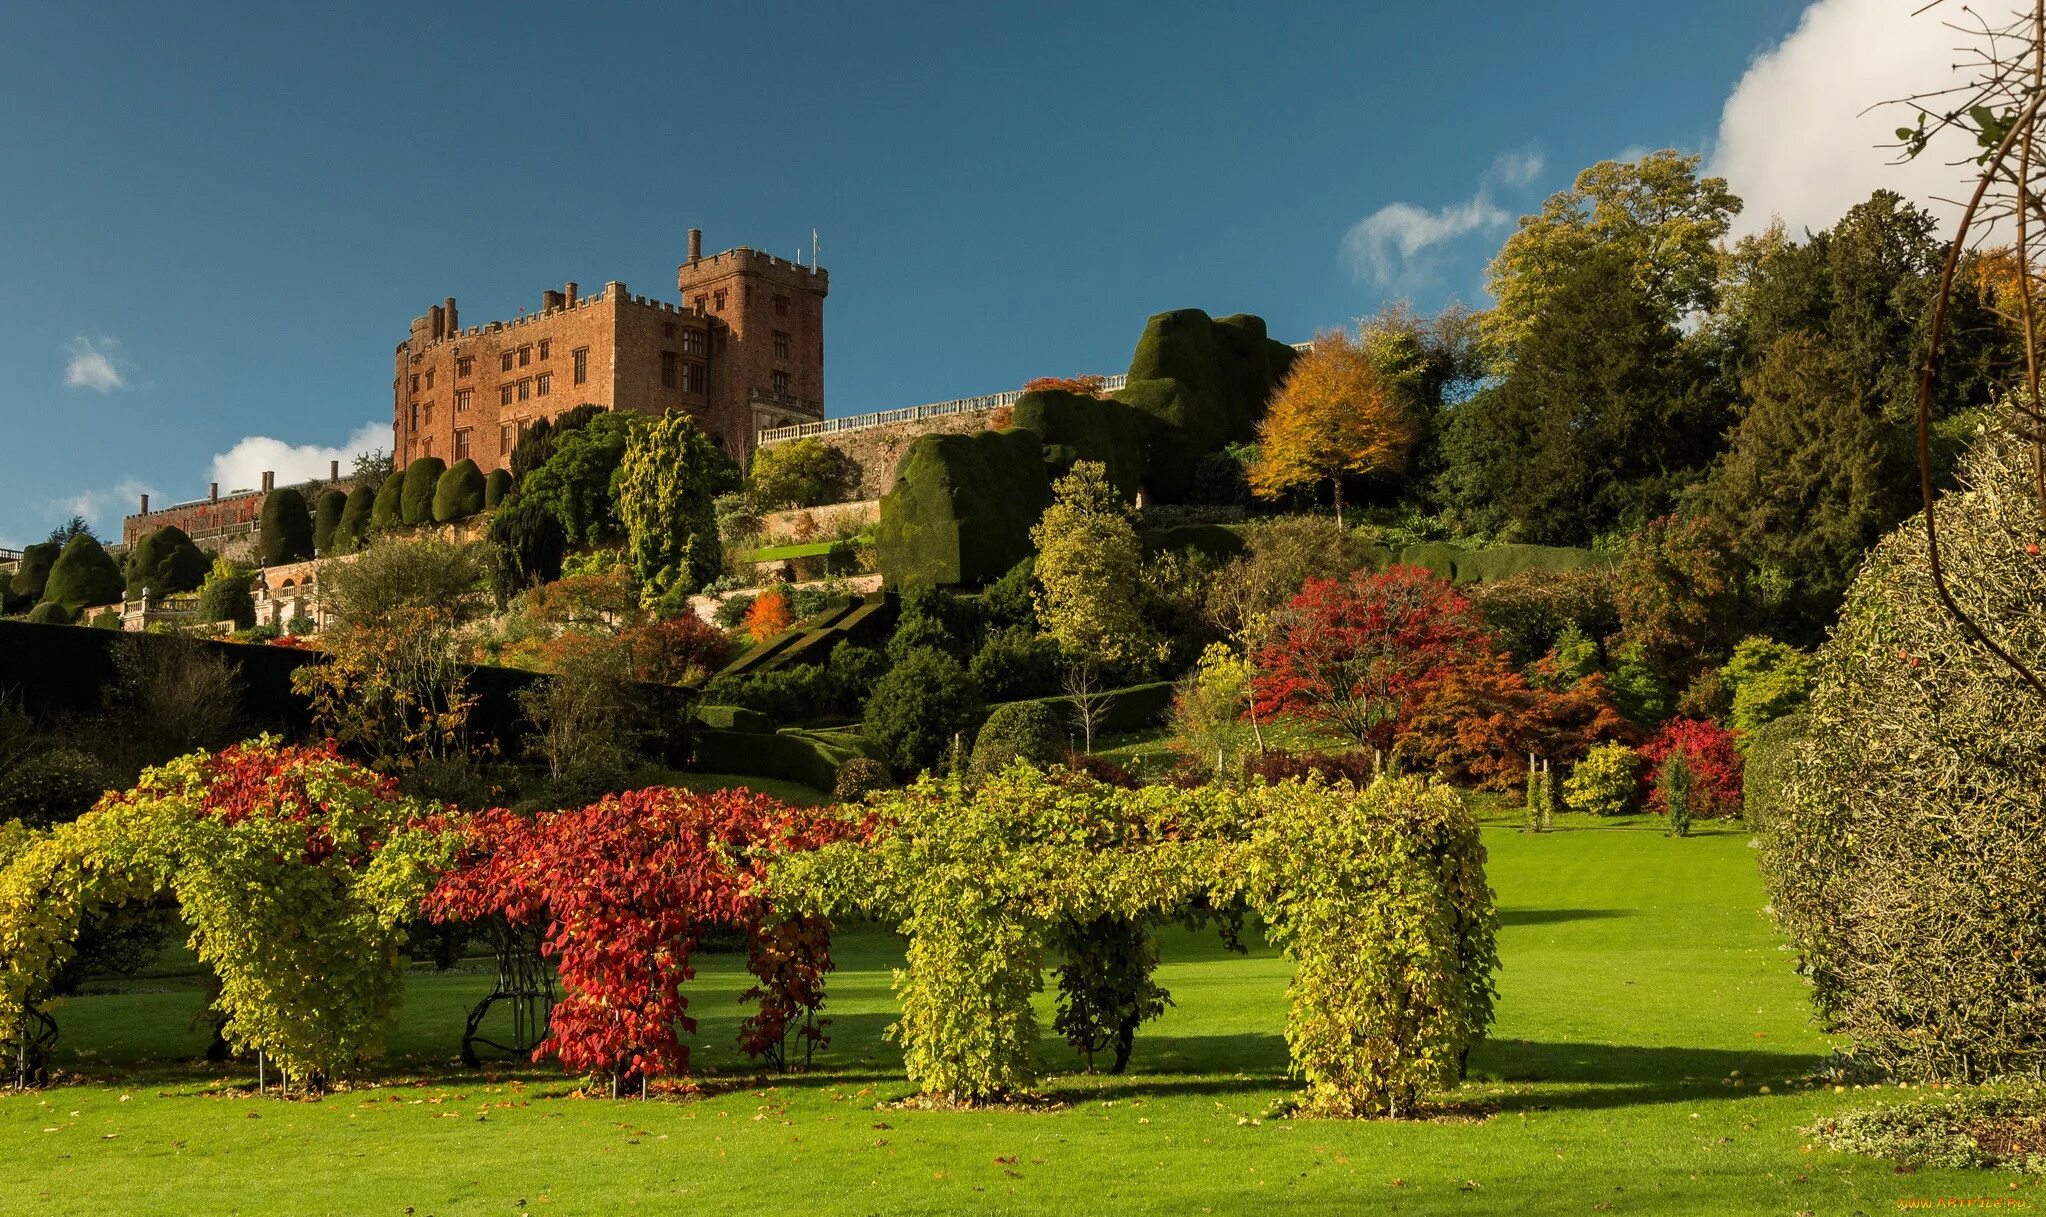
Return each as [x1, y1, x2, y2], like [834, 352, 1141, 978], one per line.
[3, 812, 2026, 1215]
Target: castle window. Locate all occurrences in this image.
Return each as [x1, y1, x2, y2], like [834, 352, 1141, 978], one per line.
[410, 374, 419, 392]
[517, 378, 531, 402]
[457, 356, 474, 377]
[455, 429, 471, 461]
[772, 370, 790, 396]
[774, 294, 790, 317]
[536, 372, 551, 397]
[713, 289, 726, 312]
[499, 385, 514, 407]
[663, 322, 676, 339]
[455, 388, 473, 413]
[680, 328, 705, 356]
[693, 294, 708, 314]
[573, 347, 589, 385]
[424, 401, 434, 425]
[501, 352, 514, 373]
[409, 403, 419, 429]
[500, 422, 516, 454]
[661, 351, 678, 389]
[538, 339, 550, 360]
[772, 330, 790, 360]
[425, 369, 435, 390]
[518, 346, 531, 368]
[682, 361, 705, 394]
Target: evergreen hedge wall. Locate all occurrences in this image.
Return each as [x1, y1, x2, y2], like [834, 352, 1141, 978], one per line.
[874, 429, 1053, 588]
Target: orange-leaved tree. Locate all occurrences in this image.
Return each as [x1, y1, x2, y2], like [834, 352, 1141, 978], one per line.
[1248, 329, 1414, 528]
[745, 585, 794, 643]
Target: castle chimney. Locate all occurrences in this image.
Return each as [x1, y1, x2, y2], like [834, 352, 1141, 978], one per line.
[209, 482, 219, 503]
[261, 471, 275, 493]
[688, 228, 702, 265]
[429, 304, 445, 340]
[443, 296, 458, 332]
[542, 289, 565, 312]
[329, 459, 340, 482]
[565, 281, 578, 307]
[139, 493, 150, 515]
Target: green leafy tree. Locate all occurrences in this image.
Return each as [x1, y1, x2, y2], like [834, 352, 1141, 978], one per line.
[1029, 461, 1158, 676]
[312, 488, 348, 554]
[432, 458, 487, 523]
[123, 525, 208, 597]
[967, 700, 1071, 782]
[257, 487, 315, 565]
[1718, 636, 1814, 734]
[1485, 149, 1741, 360]
[521, 411, 634, 546]
[196, 556, 256, 628]
[509, 403, 607, 486]
[862, 648, 984, 775]
[1613, 514, 1752, 691]
[399, 457, 446, 527]
[616, 410, 734, 599]
[42, 534, 124, 611]
[747, 437, 861, 508]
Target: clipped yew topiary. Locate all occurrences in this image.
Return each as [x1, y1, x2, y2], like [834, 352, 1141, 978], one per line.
[42, 534, 124, 611]
[874, 428, 1052, 588]
[967, 699, 1072, 782]
[123, 525, 209, 597]
[400, 456, 446, 527]
[257, 487, 314, 565]
[1762, 429, 2046, 1081]
[433, 458, 487, 523]
[335, 482, 378, 552]
[369, 473, 404, 531]
[483, 467, 513, 509]
[861, 647, 984, 775]
[1113, 309, 1295, 501]
[1010, 389, 1146, 500]
[312, 487, 348, 554]
[26, 600, 73, 624]
[9, 542, 59, 608]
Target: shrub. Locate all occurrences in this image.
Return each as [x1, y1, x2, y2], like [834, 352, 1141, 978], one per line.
[483, 468, 513, 508]
[824, 641, 888, 712]
[486, 497, 567, 600]
[0, 747, 114, 828]
[862, 647, 983, 774]
[88, 609, 120, 629]
[43, 534, 124, 613]
[874, 428, 1052, 588]
[25, 601, 71, 624]
[123, 525, 209, 597]
[520, 412, 633, 545]
[1242, 749, 1378, 786]
[713, 592, 755, 630]
[1657, 751, 1693, 837]
[747, 437, 861, 508]
[1638, 718, 1741, 820]
[1737, 711, 1804, 830]
[8, 542, 59, 608]
[968, 625, 1063, 703]
[831, 756, 892, 802]
[370, 473, 404, 531]
[703, 663, 828, 726]
[432, 458, 486, 522]
[254, 488, 314, 566]
[312, 487, 348, 553]
[745, 585, 794, 642]
[1807, 1091, 2046, 1173]
[981, 557, 1038, 631]
[1760, 430, 2046, 1080]
[399, 456, 447, 527]
[1563, 742, 1639, 817]
[336, 483, 378, 552]
[968, 700, 1072, 781]
[1465, 567, 1619, 664]
[195, 557, 256, 629]
[322, 537, 490, 627]
[886, 585, 979, 663]
[1719, 635, 1815, 733]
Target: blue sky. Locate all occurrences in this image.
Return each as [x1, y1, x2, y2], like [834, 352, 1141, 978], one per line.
[0, 0, 1949, 548]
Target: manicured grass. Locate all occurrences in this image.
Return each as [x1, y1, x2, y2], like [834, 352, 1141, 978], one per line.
[3, 815, 2028, 1214]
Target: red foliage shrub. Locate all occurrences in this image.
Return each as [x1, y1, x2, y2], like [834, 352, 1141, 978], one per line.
[423, 787, 861, 1084]
[1398, 650, 1631, 791]
[1251, 565, 1489, 748]
[526, 568, 642, 629]
[1638, 718, 1743, 818]
[616, 615, 735, 686]
[1242, 749, 1380, 786]
[1059, 751, 1137, 788]
[194, 739, 403, 862]
[1022, 375, 1109, 397]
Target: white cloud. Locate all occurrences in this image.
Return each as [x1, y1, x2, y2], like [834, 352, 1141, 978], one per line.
[64, 336, 131, 393]
[1710, 0, 1983, 238]
[44, 477, 157, 540]
[1342, 151, 1545, 286]
[207, 421, 390, 494]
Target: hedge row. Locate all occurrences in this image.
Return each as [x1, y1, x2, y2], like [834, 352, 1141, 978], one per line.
[691, 727, 857, 792]
[1000, 679, 1176, 736]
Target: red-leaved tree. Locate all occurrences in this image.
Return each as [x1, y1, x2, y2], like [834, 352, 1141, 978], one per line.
[1252, 565, 1490, 748]
[424, 787, 859, 1090]
[1397, 649, 1631, 790]
[1638, 718, 1743, 819]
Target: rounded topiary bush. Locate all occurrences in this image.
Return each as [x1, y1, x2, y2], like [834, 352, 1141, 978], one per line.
[42, 534, 124, 611]
[861, 647, 983, 775]
[434, 458, 487, 522]
[400, 456, 447, 527]
[968, 699, 1072, 782]
[197, 561, 256, 629]
[8, 541, 59, 608]
[257, 487, 314, 565]
[0, 747, 114, 828]
[26, 600, 73, 624]
[1761, 429, 2046, 1081]
[1562, 741, 1638, 817]
[312, 487, 348, 553]
[484, 468, 513, 509]
[335, 483, 377, 553]
[831, 756, 893, 803]
[124, 525, 209, 597]
[370, 473, 405, 531]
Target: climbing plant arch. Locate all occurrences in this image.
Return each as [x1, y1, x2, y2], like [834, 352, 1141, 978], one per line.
[772, 766, 1499, 1116]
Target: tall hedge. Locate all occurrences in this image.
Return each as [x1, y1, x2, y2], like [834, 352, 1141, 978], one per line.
[400, 456, 446, 527]
[257, 487, 314, 566]
[433, 458, 487, 523]
[312, 488, 349, 554]
[1112, 309, 1295, 501]
[1760, 432, 2046, 1081]
[42, 534, 125, 611]
[483, 468, 513, 509]
[336, 483, 378, 552]
[124, 525, 209, 597]
[369, 474, 404, 532]
[1009, 389, 1146, 500]
[874, 428, 1053, 588]
[9, 542, 59, 608]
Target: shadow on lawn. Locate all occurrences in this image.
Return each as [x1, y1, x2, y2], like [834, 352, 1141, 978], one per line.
[1468, 1038, 1827, 1111]
[1498, 908, 1633, 927]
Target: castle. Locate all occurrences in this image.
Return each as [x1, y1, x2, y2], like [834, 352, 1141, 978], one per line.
[393, 228, 826, 471]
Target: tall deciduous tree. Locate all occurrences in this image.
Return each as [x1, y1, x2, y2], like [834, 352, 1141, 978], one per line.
[1247, 330, 1414, 528]
[616, 410, 735, 602]
[1029, 461, 1157, 676]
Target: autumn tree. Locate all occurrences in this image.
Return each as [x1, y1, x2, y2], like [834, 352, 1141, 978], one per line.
[1247, 330, 1414, 528]
[1030, 461, 1158, 676]
[1251, 565, 1488, 748]
[744, 584, 794, 642]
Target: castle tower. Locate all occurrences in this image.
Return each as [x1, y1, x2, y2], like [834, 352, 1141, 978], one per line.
[675, 228, 828, 459]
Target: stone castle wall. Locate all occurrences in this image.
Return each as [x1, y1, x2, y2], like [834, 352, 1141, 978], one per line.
[779, 406, 1004, 500]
